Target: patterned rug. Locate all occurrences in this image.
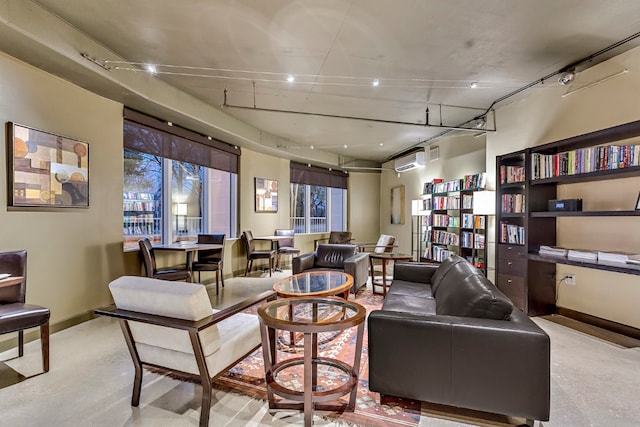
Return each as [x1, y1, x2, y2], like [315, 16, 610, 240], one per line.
[213, 289, 422, 426]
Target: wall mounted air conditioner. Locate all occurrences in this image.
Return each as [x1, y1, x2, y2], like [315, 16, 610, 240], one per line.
[394, 151, 425, 172]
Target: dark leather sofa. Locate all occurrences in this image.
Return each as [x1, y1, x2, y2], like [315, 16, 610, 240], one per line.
[368, 255, 550, 422]
[292, 244, 369, 294]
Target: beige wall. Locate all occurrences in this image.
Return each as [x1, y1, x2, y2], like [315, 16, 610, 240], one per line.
[348, 172, 381, 244]
[0, 52, 125, 331]
[487, 46, 640, 328]
[379, 136, 486, 255]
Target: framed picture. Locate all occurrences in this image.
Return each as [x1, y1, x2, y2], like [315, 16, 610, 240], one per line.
[636, 192, 640, 210]
[255, 177, 278, 212]
[6, 122, 89, 208]
[390, 185, 405, 224]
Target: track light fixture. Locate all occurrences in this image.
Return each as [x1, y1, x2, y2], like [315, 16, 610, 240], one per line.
[558, 69, 576, 85]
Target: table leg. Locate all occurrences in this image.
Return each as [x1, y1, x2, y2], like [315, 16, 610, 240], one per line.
[381, 259, 388, 297]
[304, 332, 313, 427]
[186, 251, 195, 282]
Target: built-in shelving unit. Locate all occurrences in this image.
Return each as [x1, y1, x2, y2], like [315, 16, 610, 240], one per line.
[496, 119, 640, 318]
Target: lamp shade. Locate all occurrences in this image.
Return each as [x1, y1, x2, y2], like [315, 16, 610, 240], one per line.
[176, 203, 188, 216]
[473, 191, 496, 215]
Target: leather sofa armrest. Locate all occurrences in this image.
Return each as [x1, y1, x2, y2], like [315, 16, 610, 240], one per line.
[292, 252, 315, 274]
[343, 252, 369, 292]
[393, 261, 438, 283]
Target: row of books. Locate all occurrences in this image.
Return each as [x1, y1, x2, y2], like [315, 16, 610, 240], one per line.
[461, 213, 486, 229]
[461, 232, 485, 249]
[531, 144, 640, 180]
[538, 246, 640, 265]
[428, 245, 454, 262]
[432, 195, 460, 210]
[499, 222, 525, 244]
[501, 193, 526, 214]
[499, 165, 525, 184]
[432, 214, 459, 227]
[432, 230, 460, 246]
[462, 172, 486, 190]
[461, 194, 473, 209]
[432, 179, 461, 193]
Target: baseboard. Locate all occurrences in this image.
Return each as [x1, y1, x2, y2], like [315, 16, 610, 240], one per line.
[0, 310, 97, 353]
[556, 307, 640, 341]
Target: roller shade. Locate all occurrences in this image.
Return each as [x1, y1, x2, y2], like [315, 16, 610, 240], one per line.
[123, 108, 239, 173]
[290, 162, 348, 189]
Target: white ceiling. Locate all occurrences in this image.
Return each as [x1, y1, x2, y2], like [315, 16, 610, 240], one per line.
[13, 1, 640, 165]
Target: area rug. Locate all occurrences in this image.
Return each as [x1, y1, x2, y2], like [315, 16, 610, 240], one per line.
[213, 289, 422, 426]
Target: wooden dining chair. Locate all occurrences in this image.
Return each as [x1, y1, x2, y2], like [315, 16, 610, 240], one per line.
[274, 229, 300, 270]
[138, 238, 191, 282]
[241, 231, 275, 277]
[191, 234, 225, 293]
[0, 250, 50, 373]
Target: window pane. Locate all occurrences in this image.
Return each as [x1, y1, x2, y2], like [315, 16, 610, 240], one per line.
[205, 168, 238, 238]
[291, 183, 306, 233]
[123, 149, 163, 250]
[330, 187, 346, 231]
[310, 185, 327, 233]
[171, 160, 203, 242]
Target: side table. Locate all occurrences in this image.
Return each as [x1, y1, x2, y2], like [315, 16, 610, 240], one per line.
[258, 296, 366, 427]
[368, 252, 413, 296]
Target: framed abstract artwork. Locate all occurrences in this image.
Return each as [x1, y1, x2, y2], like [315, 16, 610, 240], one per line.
[6, 122, 89, 208]
[255, 177, 278, 212]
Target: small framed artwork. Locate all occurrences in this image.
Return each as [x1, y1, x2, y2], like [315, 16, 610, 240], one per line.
[255, 177, 278, 212]
[635, 192, 640, 210]
[6, 122, 89, 208]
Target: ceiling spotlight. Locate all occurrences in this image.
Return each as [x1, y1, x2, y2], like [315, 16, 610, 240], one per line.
[379, 142, 384, 146]
[558, 70, 575, 85]
[343, 144, 348, 148]
[286, 74, 295, 83]
[474, 117, 486, 128]
[167, 121, 173, 126]
[307, 163, 311, 167]
[470, 82, 478, 88]
[310, 145, 314, 150]
[372, 79, 380, 87]
[145, 64, 157, 74]
[207, 136, 212, 140]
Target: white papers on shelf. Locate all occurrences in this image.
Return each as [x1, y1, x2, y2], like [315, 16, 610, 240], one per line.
[539, 246, 568, 257]
[567, 249, 597, 262]
[597, 251, 640, 264]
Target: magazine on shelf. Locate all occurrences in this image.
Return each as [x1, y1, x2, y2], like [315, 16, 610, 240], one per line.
[597, 251, 640, 264]
[567, 249, 597, 262]
[538, 245, 568, 257]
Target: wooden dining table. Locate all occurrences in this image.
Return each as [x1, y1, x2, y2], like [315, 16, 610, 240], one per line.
[252, 235, 292, 271]
[153, 242, 224, 273]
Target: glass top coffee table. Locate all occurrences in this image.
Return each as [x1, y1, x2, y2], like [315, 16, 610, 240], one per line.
[273, 271, 353, 299]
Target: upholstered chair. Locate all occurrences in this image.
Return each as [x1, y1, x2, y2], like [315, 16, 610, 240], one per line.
[97, 276, 275, 427]
[274, 229, 300, 270]
[138, 238, 191, 281]
[0, 250, 50, 373]
[313, 230, 353, 249]
[192, 234, 225, 293]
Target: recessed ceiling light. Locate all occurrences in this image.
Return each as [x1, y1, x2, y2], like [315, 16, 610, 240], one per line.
[372, 79, 380, 87]
[207, 136, 212, 140]
[287, 74, 295, 83]
[379, 143, 384, 146]
[343, 144, 348, 148]
[328, 168, 332, 171]
[145, 64, 157, 74]
[307, 163, 311, 167]
[167, 121, 173, 126]
[470, 82, 478, 88]
[310, 145, 314, 149]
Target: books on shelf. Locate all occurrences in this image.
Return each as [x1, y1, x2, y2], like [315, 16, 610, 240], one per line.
[500, 221, 525, 244]
[531, 144, 640, 180]
[422, 179, 443, 195]
[462, 172, 486, 190]
[499, 165, 525, 184]
[539, 246, 568, 257]
[432, 179, 461, 193]
[501, 193, 526, 213]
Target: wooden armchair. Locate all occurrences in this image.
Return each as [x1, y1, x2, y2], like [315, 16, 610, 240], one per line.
[95, 276, 276, 427]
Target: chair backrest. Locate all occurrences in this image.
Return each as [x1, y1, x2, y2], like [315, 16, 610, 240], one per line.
[197, 234, 225, 262]
[314, 244, 357, 268]
[138, 238, 156, 277]
[0, 250, 27, 303]
[241, 230, 255, 254]
[274, 229, 295, 248]
[374, 234, 395, 254]
[328, 231, 352, 244]
[108, 276, 221, 366]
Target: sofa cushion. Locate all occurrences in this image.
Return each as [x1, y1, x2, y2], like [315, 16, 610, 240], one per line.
[382, 294, 437, 315]
[435, 273, 513, 320]
[431, 255, 471, 296]
[388, 279, 434, 299]
[314, 244, 357, 268]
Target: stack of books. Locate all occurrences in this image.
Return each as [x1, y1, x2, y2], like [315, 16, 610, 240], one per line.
[539, 246, 567, 257]
[568, 249, 598, 262]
